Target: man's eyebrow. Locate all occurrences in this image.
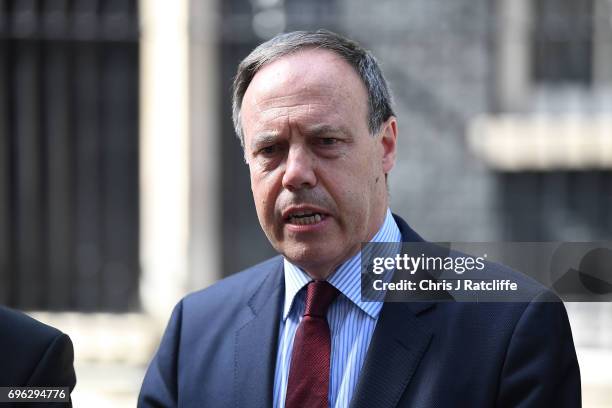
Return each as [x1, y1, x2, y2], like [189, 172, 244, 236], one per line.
[250, 133, 280, 150]
[303, 124, 349, 137]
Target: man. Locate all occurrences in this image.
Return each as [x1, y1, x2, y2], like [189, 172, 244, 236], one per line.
[0, 305, 76, 406]
[139, 30, 580, 407]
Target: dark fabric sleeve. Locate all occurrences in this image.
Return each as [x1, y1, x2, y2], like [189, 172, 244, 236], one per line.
[13, 332, 76, 408]
[26, 333, 76, 389]
[138, 300, 184, 408]
[497, 291, 581, 408]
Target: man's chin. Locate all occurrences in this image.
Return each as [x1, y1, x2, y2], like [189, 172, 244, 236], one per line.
[283, 247, 325, 264]
[281, 245, 339, 274]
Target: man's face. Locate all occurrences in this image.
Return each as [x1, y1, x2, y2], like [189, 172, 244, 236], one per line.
[241, 48, 397, 278]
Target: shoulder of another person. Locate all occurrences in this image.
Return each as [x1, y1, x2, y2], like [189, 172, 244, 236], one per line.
[0, 306, 75, 387]
[0, 306, 64, 343]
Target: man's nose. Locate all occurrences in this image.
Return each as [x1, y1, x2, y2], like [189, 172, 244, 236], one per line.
[282, 145, 317, 190]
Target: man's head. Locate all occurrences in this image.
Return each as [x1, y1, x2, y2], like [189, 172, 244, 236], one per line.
[233, 30, 398, 279]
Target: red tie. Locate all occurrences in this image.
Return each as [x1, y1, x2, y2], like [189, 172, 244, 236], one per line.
[285, 280, 339, 408]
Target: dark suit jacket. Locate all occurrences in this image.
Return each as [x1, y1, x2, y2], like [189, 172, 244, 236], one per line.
[139, 215, 581, 407]
[0, 306, 76, 407]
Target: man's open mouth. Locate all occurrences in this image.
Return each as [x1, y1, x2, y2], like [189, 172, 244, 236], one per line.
[286, 211, 326, 225]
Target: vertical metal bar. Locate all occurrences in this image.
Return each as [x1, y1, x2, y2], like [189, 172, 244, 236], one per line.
[605, 172, 612, 236]
[541, 172, 566, 240]
[14, 39, 44, 309]
[73, 39, 102, 311]
[44, 0, 72, 310]
[72, 0, 105, 311]
[532, 173, 544, 240]
[100, 40, 139, 311]
[499, 173, 542, 240]
[569, 172, 598, 240]
[0, 8, 11, 304]
[583, 171, 601, 236]
[98, 0, 140, 311]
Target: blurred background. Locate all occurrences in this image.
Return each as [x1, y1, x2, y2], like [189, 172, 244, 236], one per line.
[1, 0, 611, 406]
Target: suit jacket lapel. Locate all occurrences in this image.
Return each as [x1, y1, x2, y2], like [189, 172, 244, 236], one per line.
[349, 214, 435, 408]
[349, 301, 433, 408]
[235, 258, 284, 408]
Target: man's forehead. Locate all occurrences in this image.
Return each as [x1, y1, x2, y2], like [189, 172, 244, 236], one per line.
[258, 47, 351, 76]
[240, 48, 370, 145]
[244, 48, 365, 103]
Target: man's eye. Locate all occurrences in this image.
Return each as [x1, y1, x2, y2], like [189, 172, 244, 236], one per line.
[318, 138, 338, 146]
[259, 145, 279, 155]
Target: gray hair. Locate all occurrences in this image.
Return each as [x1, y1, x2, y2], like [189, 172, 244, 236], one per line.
[232, 29, 395, 147]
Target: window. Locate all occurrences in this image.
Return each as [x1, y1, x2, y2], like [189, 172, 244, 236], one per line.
[532, 0, 594, 85]
[496, 0, 612, 112]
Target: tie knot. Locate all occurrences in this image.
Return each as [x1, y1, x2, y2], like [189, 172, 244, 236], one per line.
[303, 281, 339, 318]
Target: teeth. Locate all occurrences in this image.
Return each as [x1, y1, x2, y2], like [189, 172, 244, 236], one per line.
[289, 212, 323, 225]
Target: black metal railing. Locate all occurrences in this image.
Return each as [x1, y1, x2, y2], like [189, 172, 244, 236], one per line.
[0, 0, 140, 311]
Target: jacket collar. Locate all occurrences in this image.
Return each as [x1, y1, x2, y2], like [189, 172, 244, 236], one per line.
[350, 214, 435, 408]
[234, 256, 284, 408]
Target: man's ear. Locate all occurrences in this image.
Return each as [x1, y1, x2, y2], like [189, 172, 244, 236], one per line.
[379, 116, 398, 174]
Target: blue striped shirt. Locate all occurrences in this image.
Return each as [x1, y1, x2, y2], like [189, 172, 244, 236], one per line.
[273, 209, 401, 408]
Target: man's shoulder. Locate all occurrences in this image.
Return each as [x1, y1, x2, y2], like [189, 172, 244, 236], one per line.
[430, 257, 569, 334]
[182, 255, 284, 312]
[480, 257, 550, 297]
[0, 306, 74, 387]
[0, 306, 64, 345]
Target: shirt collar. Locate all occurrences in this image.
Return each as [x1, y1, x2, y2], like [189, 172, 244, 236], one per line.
[282, 208, 401, 320]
